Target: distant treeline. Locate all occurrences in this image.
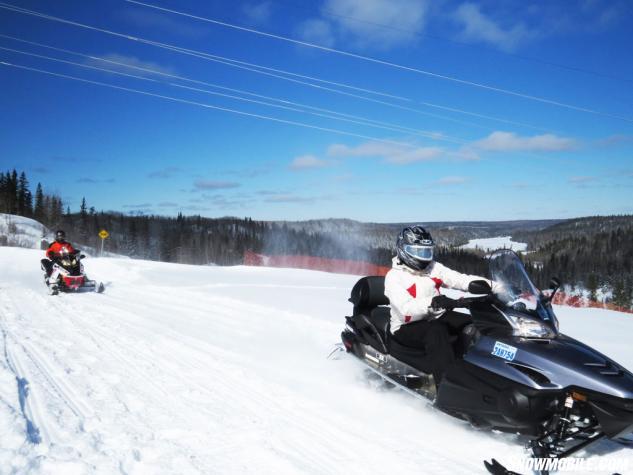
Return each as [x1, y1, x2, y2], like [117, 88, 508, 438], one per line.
[521, 220, 633, 308]
[0, 169, 64, 227]
[1, 170, 631, 308]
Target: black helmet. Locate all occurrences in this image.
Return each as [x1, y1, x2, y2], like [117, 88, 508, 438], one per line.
[55, 230, 66, 242]
[396, 225, 435, 271]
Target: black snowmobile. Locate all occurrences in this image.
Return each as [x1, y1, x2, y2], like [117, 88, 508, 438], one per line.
[339, 250, 633, 472]
[42, 249, 104, 295]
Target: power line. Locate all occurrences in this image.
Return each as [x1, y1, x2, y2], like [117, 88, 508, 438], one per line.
[272, 0, 633, 85]
[0, 4, 551, 132]
[0, 38, 467, 143]
[0, 60, 439, 149]
[150, 40, 547, 132]
[0, 3, 408, 103]
[125, 0, 633, 123]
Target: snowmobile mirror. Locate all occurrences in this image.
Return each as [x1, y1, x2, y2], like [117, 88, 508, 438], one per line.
[543, 277, 561, 303]
[468, 280, 492, 295]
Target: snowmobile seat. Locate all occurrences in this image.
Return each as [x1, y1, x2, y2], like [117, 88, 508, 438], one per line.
[348, 276, 437, 371]
[349, 277, 391, 353]
[349, 276, 389, 314]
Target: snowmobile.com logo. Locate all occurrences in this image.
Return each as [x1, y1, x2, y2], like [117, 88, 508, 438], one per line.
[508, 457, 630, 472]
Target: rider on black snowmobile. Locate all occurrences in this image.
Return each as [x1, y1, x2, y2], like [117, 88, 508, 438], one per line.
[384, 226, 492, 383]
[41, 230, 78, 278]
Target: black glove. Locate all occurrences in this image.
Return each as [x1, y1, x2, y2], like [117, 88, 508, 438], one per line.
[431, 295, 458, 310]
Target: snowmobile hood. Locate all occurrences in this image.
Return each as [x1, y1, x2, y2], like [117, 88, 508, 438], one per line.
[466, 334, 633, 400]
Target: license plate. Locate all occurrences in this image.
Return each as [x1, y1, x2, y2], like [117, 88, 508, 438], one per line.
[492, 341, 517, 361]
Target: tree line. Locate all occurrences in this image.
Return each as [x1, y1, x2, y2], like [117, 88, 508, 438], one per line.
[1, 170, 631, 309]
[0, 169, 64, 228]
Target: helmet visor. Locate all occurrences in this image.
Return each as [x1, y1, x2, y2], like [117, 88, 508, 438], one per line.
[404, 244, 434, 261]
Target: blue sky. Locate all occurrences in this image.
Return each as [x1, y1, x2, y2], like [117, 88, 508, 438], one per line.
[1, 0, 632, 222]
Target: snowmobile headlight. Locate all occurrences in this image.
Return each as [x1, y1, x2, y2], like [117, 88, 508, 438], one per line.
[512, 316, 556, 339]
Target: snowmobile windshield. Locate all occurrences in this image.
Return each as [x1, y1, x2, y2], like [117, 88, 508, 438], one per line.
[489, 250, 558, 329]
[57, 248, 80, 273]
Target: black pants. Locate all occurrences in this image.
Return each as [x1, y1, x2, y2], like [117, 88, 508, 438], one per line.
[41, 259, 53, 276]
[392, 311, 470, 383]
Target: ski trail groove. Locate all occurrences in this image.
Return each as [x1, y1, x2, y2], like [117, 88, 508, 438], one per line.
[0, 322, 42, 444]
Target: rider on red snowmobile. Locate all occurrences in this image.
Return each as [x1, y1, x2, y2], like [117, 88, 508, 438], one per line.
[41, 230, 79, 277]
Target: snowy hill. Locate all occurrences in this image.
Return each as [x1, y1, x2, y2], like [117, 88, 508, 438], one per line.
[0, 248, 632, 474]
[461, 236, 528, 252]
[0, 213, 51, 249]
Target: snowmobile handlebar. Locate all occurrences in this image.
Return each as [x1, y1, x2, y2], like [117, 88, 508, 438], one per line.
[431, 294, 490, 311]
[455, 295, 492, 309]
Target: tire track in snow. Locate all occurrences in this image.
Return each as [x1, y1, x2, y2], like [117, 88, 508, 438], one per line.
[59, 285, 481, 474]
[0, 292, 46, 445]
[0, 322, 41, 444]
[0, 289, 98, 449]
[1, 256, 503, 474]
[40, 292, 217, 473]
[42, 288, 367, 472]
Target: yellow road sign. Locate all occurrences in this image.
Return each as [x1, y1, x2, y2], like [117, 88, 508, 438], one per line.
[99, 229, 109, 239]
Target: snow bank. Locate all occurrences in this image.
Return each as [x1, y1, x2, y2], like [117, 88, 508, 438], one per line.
[0, 214, 51, 249]
[0, 248, 631, 474]
[461, 236, 527, 252]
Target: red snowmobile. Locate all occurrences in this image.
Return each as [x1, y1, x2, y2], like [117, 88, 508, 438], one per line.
[42, 248, 104, 295]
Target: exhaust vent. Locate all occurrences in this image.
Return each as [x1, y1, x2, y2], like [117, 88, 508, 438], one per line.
[508, 363, 551, 385]
[584, 361, 623, 377]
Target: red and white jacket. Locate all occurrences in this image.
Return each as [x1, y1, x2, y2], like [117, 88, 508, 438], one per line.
[384, 257, 487, 333]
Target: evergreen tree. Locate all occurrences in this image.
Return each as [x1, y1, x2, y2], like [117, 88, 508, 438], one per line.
[587, 274, 598, 301]
[34, 183, 45, 222]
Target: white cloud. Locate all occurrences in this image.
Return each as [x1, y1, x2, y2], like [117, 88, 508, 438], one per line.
[385, 147, 444, 164]
[328, 142, 400, 158]
[289, 155, 330, 170]
[322, 0, 429, 49]
[435, 176, 469, 185]
[242, 2, 273, 24]
[193, 180, 241, 190]
[264, 194, 315, 203]
[471, 131, 576, 152]
[297, 0, 429, 50]
[453, 3, 536, 52]
[297, 18, 336, 47]
[327, 141, 444, 164]
[85, 53, 176, 78]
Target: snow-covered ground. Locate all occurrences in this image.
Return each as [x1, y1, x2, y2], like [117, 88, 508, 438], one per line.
[0, 214, 51, 249]
[0, 247, 631, 474]
[461, 236, 528, 252]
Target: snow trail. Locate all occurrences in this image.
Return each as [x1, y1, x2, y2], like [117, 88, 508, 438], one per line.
[0, 247, 631, 473]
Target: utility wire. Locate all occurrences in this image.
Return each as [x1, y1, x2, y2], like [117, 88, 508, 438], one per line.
[0, 60, 436, 149]
[0, 3, 558, 132]
[149, 40, 546, 132]
[0, 3, 407, 102]
[272, 0, 633, 85]
[0, 38, 467, 143]
[125, 0, 633, 123]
